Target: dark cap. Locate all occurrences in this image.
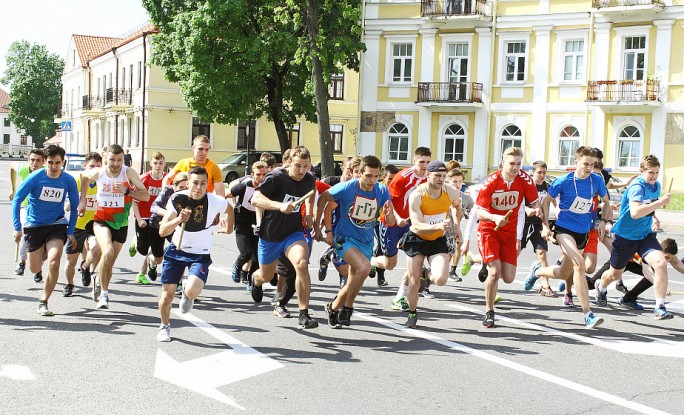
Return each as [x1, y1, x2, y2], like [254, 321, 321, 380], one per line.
[426, 160, 447, 173]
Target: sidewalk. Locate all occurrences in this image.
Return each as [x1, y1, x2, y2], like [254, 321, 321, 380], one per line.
[656, 210, 683, 230]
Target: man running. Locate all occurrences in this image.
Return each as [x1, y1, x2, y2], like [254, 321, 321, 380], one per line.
[77, 144, 150, 309]
[12, 145, 79, 316]
[156, 166, 232, 342]
[163, 135, 225, 197]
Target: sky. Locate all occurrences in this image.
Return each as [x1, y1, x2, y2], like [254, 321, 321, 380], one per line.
[0, 0, 151, 91]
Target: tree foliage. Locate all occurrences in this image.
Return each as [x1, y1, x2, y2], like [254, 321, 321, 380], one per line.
[1, 41, 63, 147]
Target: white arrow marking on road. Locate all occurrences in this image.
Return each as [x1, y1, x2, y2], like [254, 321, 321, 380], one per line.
[0, 364, 35, 380]
[446, 303, 684, 359]
[154, 310, 284, 410]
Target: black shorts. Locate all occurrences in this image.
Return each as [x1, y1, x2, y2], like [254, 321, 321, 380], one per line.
[94, 221, 128, 244]
[24, 224, 67, 252]
[610, 233, 662, 270]
[402, 231, 449, 258]
[276, 255, 296, 279]
[65, 227, 94, 255]
[135, 221, 165, 258]
[521, 223, 548, 252]
[554, 225, 588, 250]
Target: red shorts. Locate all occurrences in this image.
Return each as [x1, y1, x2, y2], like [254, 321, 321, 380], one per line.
[584, 229, 599, 255]
[478, 229, 517, 266]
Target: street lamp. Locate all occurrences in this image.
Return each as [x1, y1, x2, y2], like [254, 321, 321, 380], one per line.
[245, 109, 254, 176]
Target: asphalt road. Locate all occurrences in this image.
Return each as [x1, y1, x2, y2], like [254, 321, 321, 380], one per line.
[1, 160, 684, 415]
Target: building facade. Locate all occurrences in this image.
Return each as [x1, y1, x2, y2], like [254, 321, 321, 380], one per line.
[0, 88, 33, 155]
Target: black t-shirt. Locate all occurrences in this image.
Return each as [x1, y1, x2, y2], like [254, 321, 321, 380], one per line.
[169, 193, 210, 232]
[526, 181, 549, 225]
[230, 178, 258, 232]
[323, 175, 341, 187]
[258, 169, 315, 242]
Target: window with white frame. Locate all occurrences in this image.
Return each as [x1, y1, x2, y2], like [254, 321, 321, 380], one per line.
[617, 125, 641, 168]
[623, 36, 646, 81]
[287, 123, 300, 148]
[448, 43, 469, 84]
[443, 123, 465, 162]
[558, 126, 580, 166]
[331, 124, 343, 153]
[504, 41, 526, 82]
[391, 43, 413, 83]
[388, 123, 409, 162]
[500, 125, 522, 155]
[563, 40, 584, 81]
[329, 73, 344, 100]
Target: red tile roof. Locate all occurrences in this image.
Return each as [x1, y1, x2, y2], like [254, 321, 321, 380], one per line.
[72, 35, 120, 68]
[0, 88, 10, 113]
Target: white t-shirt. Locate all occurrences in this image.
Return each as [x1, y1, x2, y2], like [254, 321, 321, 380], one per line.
[165, 190, 228, 255]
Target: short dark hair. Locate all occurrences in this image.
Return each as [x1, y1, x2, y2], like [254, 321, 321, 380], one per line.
[28, 148, 45, 159]
[361, 155, 382, 171]
[593, 148, 604, 160]
[661, 238, 678, 255]
[44, 145, 65, 160]
[415, 147, 431, 158]
[532, 160, 547, 171]
[85, 152, 102, 163]
[576, 146, 597, 158]
[385, 164, 399, 175]
[260, 152, 276, 167]
[108, 144, 124, 155]
[188, 166, 208, 179]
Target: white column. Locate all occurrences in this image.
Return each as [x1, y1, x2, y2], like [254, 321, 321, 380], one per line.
[473, 28, 492, 179]
[359, 30, 382, 156]
[416, 29, 438, 149]
[590, 107, 605, 149]
[593, 23, 612, 81]
[530, 25, 553, 163]
[650, 20, 674, 161]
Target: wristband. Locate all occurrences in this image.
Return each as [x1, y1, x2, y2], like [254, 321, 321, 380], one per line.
[325, 230, 333, 234]
[125, 187, 131, 196]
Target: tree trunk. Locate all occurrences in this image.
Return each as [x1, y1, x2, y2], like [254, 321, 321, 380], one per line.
[265, 69, 292, 154]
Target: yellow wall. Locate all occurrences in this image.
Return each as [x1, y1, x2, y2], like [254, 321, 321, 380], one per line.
[496, 1, 539, 15]
[549, 0, 591, 13]
[670, 23, 684, 84]
[664, 144, 684, 193]
[378, 4, 420, 19]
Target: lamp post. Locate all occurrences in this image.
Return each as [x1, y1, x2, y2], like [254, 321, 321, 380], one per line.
[245, 110, 254, 176]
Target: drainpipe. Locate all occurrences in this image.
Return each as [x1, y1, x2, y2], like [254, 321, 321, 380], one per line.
[355, 0, 368, 155]
[140, 32, 149, 173]
[584, 8, 595, 146]
[483, 0, 497, 175]
[87, 62, 92, 154]
[113, 47, 119, 145]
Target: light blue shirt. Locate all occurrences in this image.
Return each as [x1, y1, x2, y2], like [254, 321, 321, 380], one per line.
[548, 172, 607, 234]
[329, 179, 390, 244]
[612, 176, 660, 240]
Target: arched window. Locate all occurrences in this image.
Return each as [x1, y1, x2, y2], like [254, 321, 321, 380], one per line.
[500, 124, 522, 156]
[617, 125, 641, 168]
[558, 126, 580, 166]
[388, 123, 409, 162]
[443, 123, 465, 162]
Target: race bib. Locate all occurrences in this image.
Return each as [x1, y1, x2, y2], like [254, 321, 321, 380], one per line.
[85, 195, 97, 211]
[98, 191, 124, 208]
[424, 212, 446, 225]
[569, 196, 592, 214]
[348, 195, 378, 228]
[491, 191, 519, 211]
[39, 186, 63, 203]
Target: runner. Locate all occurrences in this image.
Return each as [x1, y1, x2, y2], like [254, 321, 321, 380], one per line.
[76, 144, 150, 309]
[594, 154, 674, 320]
[12, 145, 79, 316]
[156, 166, 232, 342]
[249, 146, 318, 329]
[130, 152, 167, 285]
[445, 168, 473, 282]
[315, 155, 394, 327]
[476, 147, 541, 328]
[162, 135, 225, 197]
[9, 148, 45, 281]
[402, 160, 462, 328]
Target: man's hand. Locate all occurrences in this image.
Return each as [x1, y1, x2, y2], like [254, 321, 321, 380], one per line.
[396, 217, 408, 228]
[304, 215, 313, 230]
[67, 235, 77, 248]
[494, 214, 509, 229]
[14, 230, 22, 243]
[597, 220, 607, 240]
[280, 201, 295, 214]
[178, 208, 191, 223]
[324, 232, 334, 246]
[659, 193, 672, 209]
[137, 218, 147, 228]
[529, 207, 542, 218]
[541, 224, 552, 240]
[9, 192, 14, 201]
[77, 201, 86, 217]
[112, 180, 127, 193]
[460, 240, 470, 256]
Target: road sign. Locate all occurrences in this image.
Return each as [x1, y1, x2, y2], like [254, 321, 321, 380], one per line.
[61, 121, 72, 132]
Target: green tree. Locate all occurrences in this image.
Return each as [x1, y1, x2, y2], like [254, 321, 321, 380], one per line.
[1, 41, 63, 148]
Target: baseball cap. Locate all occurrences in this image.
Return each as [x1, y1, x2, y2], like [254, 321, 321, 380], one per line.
[426, 160, 447, 172]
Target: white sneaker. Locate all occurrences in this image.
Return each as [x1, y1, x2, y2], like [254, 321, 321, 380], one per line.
[179, 288, 193, 314]
[97, 293, 109, 309]
[157, 324, 171, 342]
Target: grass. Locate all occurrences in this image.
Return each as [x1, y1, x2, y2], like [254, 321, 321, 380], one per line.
[664, 193, 684, 211]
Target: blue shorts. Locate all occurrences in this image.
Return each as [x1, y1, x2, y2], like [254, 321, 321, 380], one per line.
[161, 244, 212, 285]
[334, 235, 373, 262]
[258, 232, 307, 265]
[610, 233, 662, 270]
[304, 229, 313, 260]
[376, 222, 409, 258]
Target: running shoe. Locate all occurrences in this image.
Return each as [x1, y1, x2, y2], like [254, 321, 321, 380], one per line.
[14, 262, 25, 276]
[270, 293, 279, 307]
[478, 266, 488, 283]
[297, 312, 319, 329]
[377, 271, 388, 287]
[128, 243, 136, 257]
[33, 271, 42, 283]
[62, 284, 74, 297]
[97, 293, 109, 310]
[615, 281, 628, 294]
[37, 302, 54, 317]
[654, 306, 674, 320]
[338, 307, 353, 326]
[230, 261, 240, 283]
[157, 324, 171, 342]
[318, 254, 329, 282]
[81, 267, 92, 287]
[273, 305, 290, 318]
[494, 294, 502, 304]
[405, 312, 418, 329]
[419, 288, 435, 299]
[483, 311, 495, 328]
[136, 273, 151, 285]
[538, 286, 557, 298]
[563, 293, 575, 307]
[179, 287, 193, 314]
[524, 261, 541, 291]
[269, 274, 278, 286]
[368, 265, 376, 279]
[391, 296, 409, 312]
[147, 257, 158, 281]
[249, 275, 263, 303]
[325, 302, 340, 328]
[595, 285, 608, 306]
[558, 280, 566, 292]
[618, 297, 644, 311]
[461, 252, 472, 276]
[449, 266, 462, 282]
[240, 270, 249, 285]
[584, 312, 604, 329]
[92, 277, 101, 302]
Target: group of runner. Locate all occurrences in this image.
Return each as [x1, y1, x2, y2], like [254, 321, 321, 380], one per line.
[9, 138, 678, 342]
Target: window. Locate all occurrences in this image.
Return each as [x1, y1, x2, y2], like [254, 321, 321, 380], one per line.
[237, 119, 256, 149]
[388, 123, 409, 162]
[448, 43, 469, 84]
[20, 135, 27, 145]
[192, 117, 211, 145]
[504, 41, 526, 82]
[127, 118, 132, 147]
[137, 61, 142, 89]
[135, 116, 141, 147]
[443, 123, 465, 162]
[624, 36, 646, 81]
[331, 124, 343, 153]
[558, 126, 580, 166]
[563, 40, 584, 81]
[287, 123, 300, 148]
[329, 73, 344, 100]
[3, 134, 9, 144]
[617, 125, 641, 168]
[3, 118, 9, 127]
[500, 125, 522, 155]
[391, 43, 413, 83]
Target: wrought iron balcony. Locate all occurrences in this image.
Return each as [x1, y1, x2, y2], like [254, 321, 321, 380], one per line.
[592, 0, 663, 8]
[81, 95, 105, 111]
[417, 82, 483, 104]
[104, 88, 132, 107]
[586, 79, 660, 103]
[421, 0, 487, 17]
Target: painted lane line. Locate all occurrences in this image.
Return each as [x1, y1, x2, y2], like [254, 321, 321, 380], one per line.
[354, 311, 670, 415]
[0, 364, 34, 380]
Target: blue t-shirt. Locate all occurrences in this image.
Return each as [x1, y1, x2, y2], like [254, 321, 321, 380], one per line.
[328, 179, 390, 244]
[12, 169, 79, 235]
[548, 172, 607, 234]
[612, 177, 660, 240]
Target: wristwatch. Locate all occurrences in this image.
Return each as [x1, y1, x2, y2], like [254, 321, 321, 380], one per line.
[124, 187, 131, 196]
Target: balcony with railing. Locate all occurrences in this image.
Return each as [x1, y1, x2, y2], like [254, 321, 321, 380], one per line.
[586, 79, 660, 106]
[417, 82, 483, 107]
[592, 0, 663, 10]
[104, 88, 132, 110]
[421, 0, 487, 18]
[81, 95, 105, 115]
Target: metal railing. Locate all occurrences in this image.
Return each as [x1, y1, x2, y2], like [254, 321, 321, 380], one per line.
[421, 0, 487, 17]
[586, 79, 660, 102]
[417, 82, 483, 103]
[104, 88, 132, 106]
[81, 95, 105, 110]
[592, 0, 663, 8]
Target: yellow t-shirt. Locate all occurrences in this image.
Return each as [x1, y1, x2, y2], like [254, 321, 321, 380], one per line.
[76, 174, 98, 230]
[418, 184, 452, 241]
[171, 158, 222, 192]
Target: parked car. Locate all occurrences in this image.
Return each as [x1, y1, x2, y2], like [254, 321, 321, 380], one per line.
[313, 160, 344, 179]
[217, 151, 282, 183]
[64, 153, 86, 179]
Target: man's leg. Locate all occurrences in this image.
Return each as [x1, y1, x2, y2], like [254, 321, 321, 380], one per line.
[93, 223, 118, 291]
[556, 234, 592, 314]
[159, 284, 177, 326]
[341, 248, 372, 308]
[484, 259, 503, 312]
[41, 238, 65, 303]
[643, 250, 670, 314]
[285, 240, 311, 310]
[428, 253, 451, 286]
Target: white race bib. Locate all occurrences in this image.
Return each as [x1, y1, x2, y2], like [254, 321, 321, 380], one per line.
[424, 212, 446, 225]
[491, 191, 519, 211]
[85, 194, 97, 211]
[350, 195, 378, 224]
[39, 186, 64, 203]
[98, 191, 124, 208]
[569, 196, 592, 214]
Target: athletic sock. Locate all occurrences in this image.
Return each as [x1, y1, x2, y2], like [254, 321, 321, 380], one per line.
[655, 298, 665, 309]
[102, 290, 109, 296]
[395, 284, 408, 300]
[585, 311, 593, 318]
[597, 282, 607, 293]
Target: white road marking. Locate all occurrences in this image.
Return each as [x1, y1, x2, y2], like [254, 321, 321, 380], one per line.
[0, 364, 34, 380]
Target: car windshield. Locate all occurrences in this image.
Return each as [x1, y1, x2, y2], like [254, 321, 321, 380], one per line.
[219, 154, 244, 164]
[66, 159, 85, 171]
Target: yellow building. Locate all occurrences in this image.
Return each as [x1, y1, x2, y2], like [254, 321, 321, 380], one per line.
[59, 23, 359, 174]
[359, 0, 684, 190]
